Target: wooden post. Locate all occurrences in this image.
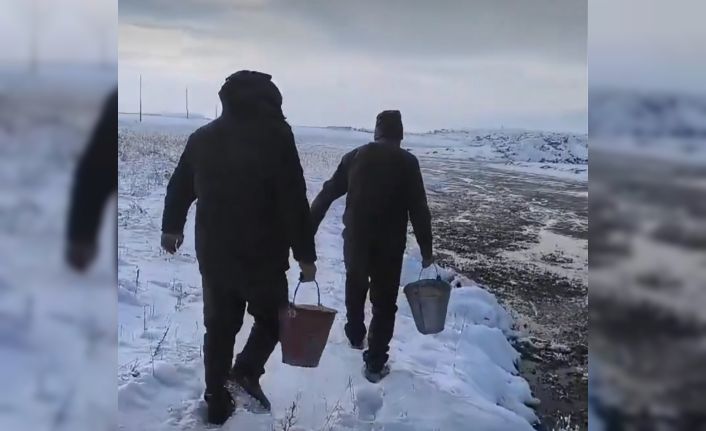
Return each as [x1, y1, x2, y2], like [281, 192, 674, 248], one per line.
[139, 75, 143, 122]
[29, 0, 38, 73]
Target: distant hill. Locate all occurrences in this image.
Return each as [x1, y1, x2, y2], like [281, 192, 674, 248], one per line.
[324, 126, 374, 133]
[590, 89, 706, 137]
[411, 129, 587, 164]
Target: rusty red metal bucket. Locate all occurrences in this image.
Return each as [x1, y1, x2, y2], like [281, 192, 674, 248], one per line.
[279, 280, 337, 368]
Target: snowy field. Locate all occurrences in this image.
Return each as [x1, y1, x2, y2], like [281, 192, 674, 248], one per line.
[0, 68, 117, 430]
[118, 115, 588, 182]
[115, 114, 589, 430]
[589, 90, 706, 430]
[589, 149, 706, 430]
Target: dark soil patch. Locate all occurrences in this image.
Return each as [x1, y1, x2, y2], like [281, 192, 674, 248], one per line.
[421, 158, 588, 430]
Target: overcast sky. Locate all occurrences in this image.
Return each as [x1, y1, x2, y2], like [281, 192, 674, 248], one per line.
[589, 0, 706, 96]
[2, 1, 703, 131]
[119, 0, 587, 132]
[0, 0, 116, 65]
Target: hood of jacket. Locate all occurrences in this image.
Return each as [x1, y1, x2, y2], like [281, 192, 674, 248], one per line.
[218, 70, 284, 120]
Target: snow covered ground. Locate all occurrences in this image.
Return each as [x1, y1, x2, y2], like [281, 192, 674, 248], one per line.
[408, 129, 587, 164]
[116, 115, 562, 430]
[119, 114, 588, 183]
[590, 89, 706, 165]
[589, 89, 706, 429]
[590, 89, 706, 138]
[0, 68, 117, 430]
[589, 150, 706, 429]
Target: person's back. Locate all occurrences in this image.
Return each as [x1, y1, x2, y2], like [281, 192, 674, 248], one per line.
[343, 141, 420, 250]
[310, 110, 433, 383]
[186, 117, 299, 272]
[162, 71, 315, 276]
[160, 70, 316, 425]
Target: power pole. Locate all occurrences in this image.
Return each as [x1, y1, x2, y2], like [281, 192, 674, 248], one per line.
[29, 0, 38, 73]
[139, 74, 143, 122]
[185, 87, 190, 119]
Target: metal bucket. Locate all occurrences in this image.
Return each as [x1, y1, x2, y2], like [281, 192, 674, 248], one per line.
[403, 266, 451, 335]
[279, 280, 337, 368]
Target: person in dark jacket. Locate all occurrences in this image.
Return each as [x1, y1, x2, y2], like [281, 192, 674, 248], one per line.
[66, 87, 118, 272]
[310, 110, 433, 383]
[160, 71, 317, 425]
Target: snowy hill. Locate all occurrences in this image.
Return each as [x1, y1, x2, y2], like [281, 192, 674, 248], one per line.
[590, 90, 706, 164]
[315, 123, 589, 165]
[119, 114, 588, 182]
[411, 129, 587, 164]
[324, 126, 375, 134]
[590, 89, 706, 137]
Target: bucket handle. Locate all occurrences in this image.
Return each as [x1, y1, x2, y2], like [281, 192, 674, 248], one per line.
[291, 279, 322, 306]
[418, 263, 441, 281]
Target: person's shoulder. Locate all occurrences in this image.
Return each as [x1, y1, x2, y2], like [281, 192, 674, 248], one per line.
[356, 141, 381, 154]
[189, 120, 212, 140]
[343, 145, 366, 162]
[188, 118, 223, 145]
[271, 120, 294, 140]
[399, 146, 419, 164]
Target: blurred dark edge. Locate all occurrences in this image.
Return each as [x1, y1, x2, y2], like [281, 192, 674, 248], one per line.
[589, 87, 706, 430]
[0, 9, 117, 428]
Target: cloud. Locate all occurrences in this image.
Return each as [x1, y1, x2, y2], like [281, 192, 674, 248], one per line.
[120, 0, 586, 62]
[119, 0, 587, 132]
[0, 0, 117, 63]
[589, 0, 706, 94]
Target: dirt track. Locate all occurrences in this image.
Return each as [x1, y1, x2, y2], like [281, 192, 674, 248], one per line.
[419, 157, 588, 430]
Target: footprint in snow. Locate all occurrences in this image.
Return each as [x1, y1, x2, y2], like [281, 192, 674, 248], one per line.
[355, 385, 384, 420]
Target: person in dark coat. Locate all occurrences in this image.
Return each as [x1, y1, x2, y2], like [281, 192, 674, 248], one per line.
[66, 87, 118, 272]
[310, 110, 433, 383]
[160, 71, 317, 425]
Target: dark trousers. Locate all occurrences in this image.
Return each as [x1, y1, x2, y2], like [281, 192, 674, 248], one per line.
[202, 270, 287, 394]
[343, 238, 404, 371]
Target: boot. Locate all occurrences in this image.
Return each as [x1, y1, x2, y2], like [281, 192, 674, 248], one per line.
[350, 339, 365, 350]
[363, 363, 390, 383]
[362, 350, 390, 383]
[230, 368, 271, 411]
[204, 387, 235, 425]
[344, 321, 366, 351]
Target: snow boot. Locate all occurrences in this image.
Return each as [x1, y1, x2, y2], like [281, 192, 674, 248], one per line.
[204, 388, 235, 425]
[349, 338, 365, 350]
[230, 369, 271, 411]
[351, 341, 365, 350]
[363, 363, 390, 383]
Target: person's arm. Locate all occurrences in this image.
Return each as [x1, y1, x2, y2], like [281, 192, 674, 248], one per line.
[310, 150, 356, 233]
[275, 126, 317, 265]
[161, 136, 197, 237]
[407, 155, 433, 262]
[65, 89, 117, 271]
[66, 89, 118, 245]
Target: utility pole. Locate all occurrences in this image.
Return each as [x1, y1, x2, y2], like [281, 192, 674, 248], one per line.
[139, 74, 143, 122]
[29, 0, 38, 73]
[185, 87, 190, 119]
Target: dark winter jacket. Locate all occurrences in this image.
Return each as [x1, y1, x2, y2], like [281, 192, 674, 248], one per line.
[161, 72, 316, 275]
[67, 87, 118, 244]
[310, 139, 433, 260]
